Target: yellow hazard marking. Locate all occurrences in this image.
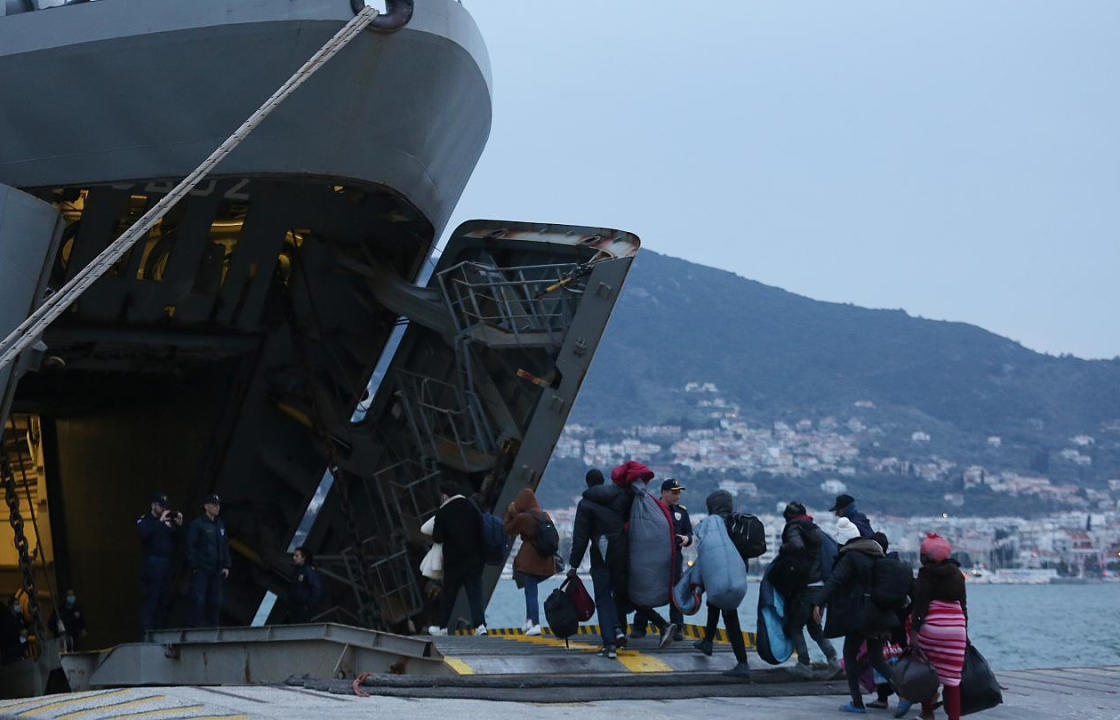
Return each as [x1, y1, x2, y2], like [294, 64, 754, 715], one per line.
[17, 689, 133, 717]
[0, 691, 120, 714]
[56, 695, 165, 720]
[443, 656, 475, 674]
[107, 706, 206, 720]
[451, 624, 756, 648]
[185, 715, 249, 719]
[616, 649, 674, 673]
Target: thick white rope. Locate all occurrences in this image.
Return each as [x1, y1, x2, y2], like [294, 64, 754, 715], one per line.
[0, 5, 380, 372]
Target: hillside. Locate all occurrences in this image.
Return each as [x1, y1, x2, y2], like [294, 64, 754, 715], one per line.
[538, 250, 1120, 515]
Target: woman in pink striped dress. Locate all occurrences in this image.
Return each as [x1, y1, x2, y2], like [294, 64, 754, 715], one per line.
[909, 533, 967, 720]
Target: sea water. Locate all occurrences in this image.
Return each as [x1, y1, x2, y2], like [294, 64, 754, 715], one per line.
[486, 579, 1120, 670]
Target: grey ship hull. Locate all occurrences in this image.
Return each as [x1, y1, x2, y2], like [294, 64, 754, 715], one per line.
[0, 0, 639, 654]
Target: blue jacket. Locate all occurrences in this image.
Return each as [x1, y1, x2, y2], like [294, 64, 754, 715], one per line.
[137, 512, 176, 565]
[844, 505, 875, 538]
[187, 515, 231, 573]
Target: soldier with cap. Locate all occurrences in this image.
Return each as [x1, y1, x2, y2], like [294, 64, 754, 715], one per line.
[632, 478, 692, 641]
[830, 493, 874, 538]
[137, 491, 182, 633]
[186, 494, 231, 627]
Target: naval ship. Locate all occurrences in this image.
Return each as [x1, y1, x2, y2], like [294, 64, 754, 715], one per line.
[0, 0, 638, 671]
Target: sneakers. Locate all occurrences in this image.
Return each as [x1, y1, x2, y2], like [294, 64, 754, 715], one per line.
[693, 638, 713, 656]
[672, 628, 684, 642]
[597, 645, 617, 659]
[521, 619, 532, 632]
[658, 623, 677, 649]
[723, 661, 752, 680]
[838, 702, 867, 714]
[894, 700, 914, 718]
[824, 656, 843, 679]
[630, 626, 648, 639]
[525, 622, 541, 637]
[614, 632, 628, 648]
[427, 626, 448, 636]
[789, 662, 814, 680]
[474, 624, 488, 636]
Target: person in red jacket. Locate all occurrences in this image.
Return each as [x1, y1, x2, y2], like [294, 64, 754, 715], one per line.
[504, 488, 557, 636]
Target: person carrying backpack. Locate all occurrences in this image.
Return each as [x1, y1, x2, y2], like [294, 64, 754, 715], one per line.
[427, 483, 487, 637]
[504, 487, 559, 636]
[812, 517, 901, 714]
[777, 501, 840, 679]
[690, 490, 752, 679]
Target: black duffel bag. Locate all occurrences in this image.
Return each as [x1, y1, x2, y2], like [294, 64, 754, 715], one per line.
[960, 642, 1003, 715]
[892, 647, 940, 703]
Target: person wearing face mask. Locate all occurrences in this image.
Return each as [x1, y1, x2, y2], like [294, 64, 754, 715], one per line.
[49, 589, 87, 652]
[1, 597, 28, 664]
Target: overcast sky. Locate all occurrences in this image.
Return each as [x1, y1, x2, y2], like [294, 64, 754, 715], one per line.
[441, 1, 1119, 360]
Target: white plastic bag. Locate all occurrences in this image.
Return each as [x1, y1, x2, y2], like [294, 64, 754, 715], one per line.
[420, 516, 436, 537]
[420, 543, 443, 580]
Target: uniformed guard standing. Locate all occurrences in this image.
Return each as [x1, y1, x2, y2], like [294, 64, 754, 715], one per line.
[137, 492, 181, 635]
[186, 494, 231, 627]
[632, 478, 692, 640]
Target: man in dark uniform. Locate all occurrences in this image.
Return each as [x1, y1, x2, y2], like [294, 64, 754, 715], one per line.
[186, 494, 231, 627]
[632, 478, 692, 641]
[137, 492, 181, 634]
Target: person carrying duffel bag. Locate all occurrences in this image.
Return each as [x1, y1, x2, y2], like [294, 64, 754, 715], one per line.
[909, 533, 972, 720]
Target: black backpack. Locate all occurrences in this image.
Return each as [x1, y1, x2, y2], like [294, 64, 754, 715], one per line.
[727, 513, 767, 559]
[532, 512, 560, 558]
[871, 555, 914, 610]
[544, 582, 580, 645]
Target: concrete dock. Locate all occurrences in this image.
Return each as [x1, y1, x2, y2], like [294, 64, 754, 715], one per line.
[3, 626, 1117, 718]
[1, 666, 1118, 719]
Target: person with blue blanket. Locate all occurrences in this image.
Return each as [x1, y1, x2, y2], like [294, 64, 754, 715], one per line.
[690, 490, 751, 679]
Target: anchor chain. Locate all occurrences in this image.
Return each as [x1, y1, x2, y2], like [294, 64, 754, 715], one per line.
[1, 453, 43, 636]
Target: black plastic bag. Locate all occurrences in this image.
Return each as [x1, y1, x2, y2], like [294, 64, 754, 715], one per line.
[960, 642, 1003, 715]
[892, 648, 940, 703]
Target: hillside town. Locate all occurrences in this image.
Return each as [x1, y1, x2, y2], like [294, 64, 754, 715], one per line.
[544, 381, 1120, 578]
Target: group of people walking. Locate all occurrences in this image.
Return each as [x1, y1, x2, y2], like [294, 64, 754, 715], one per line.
[422, 472, 972, 719]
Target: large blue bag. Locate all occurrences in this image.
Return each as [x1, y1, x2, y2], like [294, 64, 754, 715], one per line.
[756, 561, 795, 665]
[627, 485, 675, 608]
[695, 515, 747, 611]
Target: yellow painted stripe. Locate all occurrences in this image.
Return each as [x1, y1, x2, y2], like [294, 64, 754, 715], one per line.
[443, 656, 475, 675]
[0, 692, 121, 714]
[18, 689, 132, 717]
[451, 624, 756, 647]
[616, 649, 674, 673]
[109, 705, 206, 720]
[57, 695, 165, 720]
[187, 715, 249, 719]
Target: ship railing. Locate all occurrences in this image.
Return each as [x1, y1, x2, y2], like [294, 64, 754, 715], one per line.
[393, 369, 496, 472]
[436, 261, 587, 349]
[316, 537, 422, 628]
[368, 459, 441, 530]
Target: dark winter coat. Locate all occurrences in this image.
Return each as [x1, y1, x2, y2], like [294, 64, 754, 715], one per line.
[137, 512, 177, 565]
[49, 602, 86, 640]
[818, 537, 900, 637]
[569, 483, 629, 584]
[432, 495, 484, 578]
[841, 505, 874, 538]
[186, 514, 231, 573]
[779, 515, 825, 585]
[504, 488, 556, 578]
[911, 559, 968, 630]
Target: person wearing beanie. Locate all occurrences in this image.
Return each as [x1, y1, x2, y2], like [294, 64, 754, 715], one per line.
[813, 520, 899, 713]
[776, 501, 840, 679]
[830, 494, 875, 538]
[834, 517, 862, 546]
[911, 533, 968, 720]
[568, 467, 629, 656]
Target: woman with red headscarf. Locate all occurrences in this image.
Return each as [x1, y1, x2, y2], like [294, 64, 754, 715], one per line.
[910, 533, 968, 720]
